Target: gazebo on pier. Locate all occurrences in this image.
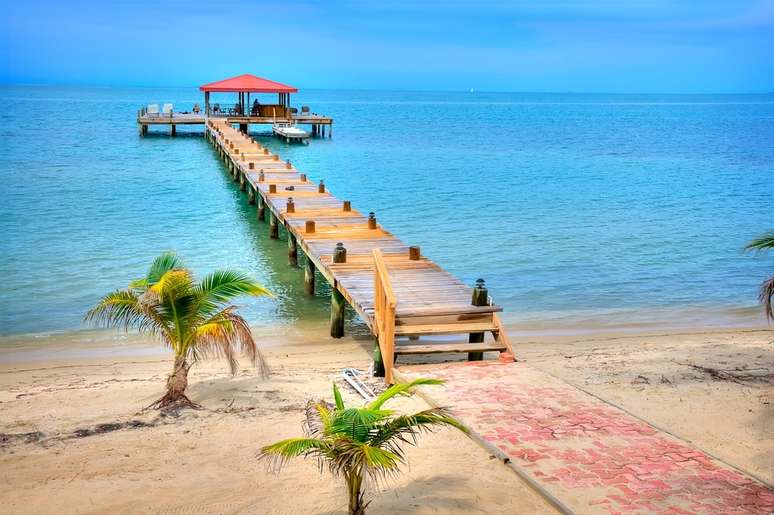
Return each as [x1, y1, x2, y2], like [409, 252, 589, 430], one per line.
[199, 73, 298, 120]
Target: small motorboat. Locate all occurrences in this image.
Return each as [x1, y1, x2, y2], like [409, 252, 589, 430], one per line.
[272, 122, 310, 143]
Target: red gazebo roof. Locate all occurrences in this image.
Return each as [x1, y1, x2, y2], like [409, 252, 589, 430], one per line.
[199, 74, 298, 93]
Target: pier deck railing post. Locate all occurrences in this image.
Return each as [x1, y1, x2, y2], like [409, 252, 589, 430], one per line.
[468, 278, 488, 361]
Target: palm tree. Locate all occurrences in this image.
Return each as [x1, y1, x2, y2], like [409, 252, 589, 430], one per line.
[745, 231, 774, 322]
[85, 251, 271, 409]
[259, 378, 466, 515]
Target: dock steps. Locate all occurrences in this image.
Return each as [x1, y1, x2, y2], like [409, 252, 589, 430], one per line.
[394, 341, 507, 355]
[394, 322, 498, 336]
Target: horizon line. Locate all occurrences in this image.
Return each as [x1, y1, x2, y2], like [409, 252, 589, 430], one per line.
[1, 80, 773, 97]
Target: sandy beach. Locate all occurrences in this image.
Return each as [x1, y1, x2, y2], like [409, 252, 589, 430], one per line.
[0, 323, 771, 514]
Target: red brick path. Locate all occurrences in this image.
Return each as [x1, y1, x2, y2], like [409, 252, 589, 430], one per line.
[397, 361, 773, 514]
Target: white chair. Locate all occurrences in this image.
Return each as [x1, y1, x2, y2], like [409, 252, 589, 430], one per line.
[162, 103, 173, 115]
[147, 104, 159, 116]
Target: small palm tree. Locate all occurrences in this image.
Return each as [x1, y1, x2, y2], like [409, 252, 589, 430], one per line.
[259, 378, 466, 515]
[86, 251, 271, 409]
[745, 231, 774, 322]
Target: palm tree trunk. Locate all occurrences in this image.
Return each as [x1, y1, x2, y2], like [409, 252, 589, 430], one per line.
[346, 471, 366, 515]
[148, 355, 198, 409]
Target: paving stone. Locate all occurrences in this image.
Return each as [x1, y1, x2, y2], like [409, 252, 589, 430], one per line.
[398, 361, 773, 514]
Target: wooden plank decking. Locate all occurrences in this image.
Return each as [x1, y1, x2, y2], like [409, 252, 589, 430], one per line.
[205, 118, 514, 382]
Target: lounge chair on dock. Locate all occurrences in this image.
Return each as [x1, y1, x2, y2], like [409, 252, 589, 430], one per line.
[162, 103, 173, 115]
[147, 104, 159, 116]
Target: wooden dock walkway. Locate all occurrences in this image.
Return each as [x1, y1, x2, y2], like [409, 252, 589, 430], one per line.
[205, 118, 514, 382]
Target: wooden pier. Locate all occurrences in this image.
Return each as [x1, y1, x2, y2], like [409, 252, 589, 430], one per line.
[205, 118, 514, 382]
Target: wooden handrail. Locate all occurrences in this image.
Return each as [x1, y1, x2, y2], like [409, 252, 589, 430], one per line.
[373, 249, 397, 383]
[373, 249, 396, 309]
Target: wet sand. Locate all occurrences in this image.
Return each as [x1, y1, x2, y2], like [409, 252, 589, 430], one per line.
[0, 324, 771, 513]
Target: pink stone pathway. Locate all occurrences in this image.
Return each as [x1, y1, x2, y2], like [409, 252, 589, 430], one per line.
[396, 361, 773, 514]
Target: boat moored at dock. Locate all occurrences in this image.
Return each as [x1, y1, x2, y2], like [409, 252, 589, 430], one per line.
[272, 122, 310, 143]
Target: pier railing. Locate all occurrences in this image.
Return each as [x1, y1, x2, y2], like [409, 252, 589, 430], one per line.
[373, 249, 397, 383]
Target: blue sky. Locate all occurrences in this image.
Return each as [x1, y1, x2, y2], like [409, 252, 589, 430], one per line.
[1, 0, 773, 93]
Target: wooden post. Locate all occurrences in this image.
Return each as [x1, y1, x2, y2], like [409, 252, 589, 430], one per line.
[258, 171, 265, 182]
[305, 220, 315, 233]
[269, 212, 279, 239]
[368, 212, 377, 229]
[171, 124, 176, 137]
[343, 200, 351, 212]
[409, 246, 421, 260]
[330, 243, 347, 338]
[373, 338, 385, 377]
[286, 160, 292, 170]
[257, 196, 266, 221]
[304, 255, 316, 295]
[318, 180, 325, 193]
[239, 173, 246, 191]
[249, 162, 254, 170]
[248, 187, 255, 204]
[269, 184, 277, 194]
[300, 173, 307, 182]
[288, 233, 298, 266]
[468, 278, 488, 361]
[286, 197, 295, 213]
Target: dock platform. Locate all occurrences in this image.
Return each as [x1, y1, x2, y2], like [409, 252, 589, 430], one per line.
[205, 118, 513, 382]
[137, 111, 332, 137]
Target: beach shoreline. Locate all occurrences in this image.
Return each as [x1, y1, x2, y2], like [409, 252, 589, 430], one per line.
[0, 323, 771, 513]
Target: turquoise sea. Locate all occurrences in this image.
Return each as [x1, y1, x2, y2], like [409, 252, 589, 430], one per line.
[1, 85, 772, 337]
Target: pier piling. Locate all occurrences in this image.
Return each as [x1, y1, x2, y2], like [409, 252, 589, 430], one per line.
[269, 212, 279, 239]
[288, 234, 298, 267]
[304, 256, 316, 295]
[330, 243, 348, 338]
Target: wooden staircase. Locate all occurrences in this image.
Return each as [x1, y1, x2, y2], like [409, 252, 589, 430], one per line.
[373, 249, 514, 382]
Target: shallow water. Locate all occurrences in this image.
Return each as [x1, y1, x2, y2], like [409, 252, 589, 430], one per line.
[1, 86, 772, 336]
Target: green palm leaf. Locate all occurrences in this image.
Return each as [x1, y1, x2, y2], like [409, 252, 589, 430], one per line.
[745, 231, 774, 253]
[368, 378, 444, 410]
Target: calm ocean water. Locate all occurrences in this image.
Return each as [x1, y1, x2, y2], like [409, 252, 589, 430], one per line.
[1, 85, 772, 337]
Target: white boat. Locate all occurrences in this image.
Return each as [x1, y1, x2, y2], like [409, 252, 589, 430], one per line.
[272, 122, 310, 143]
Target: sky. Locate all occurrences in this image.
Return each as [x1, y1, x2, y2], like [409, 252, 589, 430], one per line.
[1, 0, 773, 93]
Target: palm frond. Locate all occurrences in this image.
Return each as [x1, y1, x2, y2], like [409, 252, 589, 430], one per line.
[327, 440, 402, 482]
[258, 437, 333, 472]
[196, 269, 272, 304]
[328, 408, 393, 442]
[333, 382, 346, 410]
[745, 231, 774, 253]
[370, 408, 467, 456]
[187, 306, 268, 377]
[84, 289, 170, 340]
[146, 251, 186, 284]
[303, 400, 334, 437]
[368, 378, 444, 410]
[759, 276, 774, 322]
